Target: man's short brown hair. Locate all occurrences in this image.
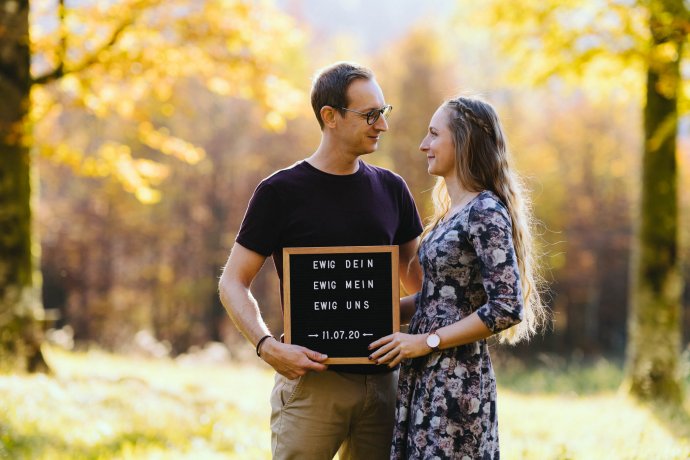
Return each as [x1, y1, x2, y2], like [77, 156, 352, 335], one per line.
[310, 62, 374, 130]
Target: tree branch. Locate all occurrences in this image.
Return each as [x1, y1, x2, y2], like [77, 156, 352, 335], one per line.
[56, 0, 66, 78]
[31, 17, 133, 87]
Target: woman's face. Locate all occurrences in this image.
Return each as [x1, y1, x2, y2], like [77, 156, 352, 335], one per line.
[420, 106, 456, 178]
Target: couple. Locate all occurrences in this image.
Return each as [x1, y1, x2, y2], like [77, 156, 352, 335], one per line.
[218, 62, 545, 459]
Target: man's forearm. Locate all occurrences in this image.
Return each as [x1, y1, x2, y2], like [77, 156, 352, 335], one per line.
[400, 293, 418, 325]
[219, 278, 272, 347]
[399, 237, 422, 295]
[400, 261, 422, 295]
[398, 243, 422, 325]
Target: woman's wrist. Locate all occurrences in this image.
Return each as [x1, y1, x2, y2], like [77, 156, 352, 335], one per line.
[421, 333, 432, 355]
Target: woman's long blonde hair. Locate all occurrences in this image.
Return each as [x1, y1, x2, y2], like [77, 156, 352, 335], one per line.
[423, 96, 548, 344]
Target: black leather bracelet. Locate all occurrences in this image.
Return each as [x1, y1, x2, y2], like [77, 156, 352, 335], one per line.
[256, 334, 273, 357]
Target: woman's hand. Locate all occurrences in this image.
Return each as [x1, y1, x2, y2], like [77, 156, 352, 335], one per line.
[368, 332, 431, 367]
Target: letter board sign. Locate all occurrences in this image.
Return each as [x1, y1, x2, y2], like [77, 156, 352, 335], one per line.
[283, 246, 400, 364]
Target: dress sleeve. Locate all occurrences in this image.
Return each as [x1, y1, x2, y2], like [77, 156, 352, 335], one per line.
[235, 181, 283, 257]
[467, 197, 524, 333]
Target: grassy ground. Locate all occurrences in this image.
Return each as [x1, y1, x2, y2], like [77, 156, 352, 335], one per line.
[1, 346, 688, 459]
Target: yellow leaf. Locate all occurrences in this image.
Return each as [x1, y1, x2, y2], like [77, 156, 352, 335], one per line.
[262, 111, 286, 132]
[135, 187, 162, 204]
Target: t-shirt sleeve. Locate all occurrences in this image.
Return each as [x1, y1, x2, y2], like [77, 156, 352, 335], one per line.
[394, 176, 423, 244]
[235, 181, 283, 257]
[468, 198, 524, 333]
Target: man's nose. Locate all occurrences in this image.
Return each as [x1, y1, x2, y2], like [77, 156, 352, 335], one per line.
[374, 114, 388, 131]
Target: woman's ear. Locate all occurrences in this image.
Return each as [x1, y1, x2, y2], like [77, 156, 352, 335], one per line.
[321, 106, 338, 129]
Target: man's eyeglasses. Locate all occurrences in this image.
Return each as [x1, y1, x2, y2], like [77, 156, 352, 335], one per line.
[336, 105, 393, 125]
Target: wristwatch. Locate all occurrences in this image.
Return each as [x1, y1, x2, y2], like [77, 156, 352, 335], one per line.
[426, 330, 441, 352]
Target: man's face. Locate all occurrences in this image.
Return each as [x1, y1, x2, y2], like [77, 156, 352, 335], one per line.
[335, 78, 389, 155]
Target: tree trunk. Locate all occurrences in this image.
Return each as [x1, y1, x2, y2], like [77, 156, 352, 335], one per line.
[0, 0, 48, 372]
[625, 1, 685, 402]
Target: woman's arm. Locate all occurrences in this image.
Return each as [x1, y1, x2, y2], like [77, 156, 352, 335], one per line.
[368, 313, 492, 367]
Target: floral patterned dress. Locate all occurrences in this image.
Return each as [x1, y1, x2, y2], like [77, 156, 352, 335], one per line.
[391, 190, 524, 460]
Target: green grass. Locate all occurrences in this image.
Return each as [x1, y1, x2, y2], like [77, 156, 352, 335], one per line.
[494, 353, 630, 395]
[1, 346, 688, 459]
[1, 346, 274, 459]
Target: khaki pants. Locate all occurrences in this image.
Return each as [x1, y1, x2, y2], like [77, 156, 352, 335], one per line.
[270, 369, 398, 460]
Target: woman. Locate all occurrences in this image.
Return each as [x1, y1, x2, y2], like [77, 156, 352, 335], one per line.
[369, 96, 547, 459]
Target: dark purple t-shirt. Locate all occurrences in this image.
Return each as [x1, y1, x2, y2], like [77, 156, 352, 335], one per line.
[236, 159, 423, 373]
[238, 160, 422, 278]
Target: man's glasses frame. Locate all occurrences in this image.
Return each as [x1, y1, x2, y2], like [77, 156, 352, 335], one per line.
[335, 104, 393, 125]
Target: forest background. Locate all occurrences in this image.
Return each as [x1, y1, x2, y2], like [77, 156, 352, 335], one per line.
[2, 0, 690, 458]
[27, 0, 690, 361]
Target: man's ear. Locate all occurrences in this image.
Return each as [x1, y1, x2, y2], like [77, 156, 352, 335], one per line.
[321, 106, 338, 128]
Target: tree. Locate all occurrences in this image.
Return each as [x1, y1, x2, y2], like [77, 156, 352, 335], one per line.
[0, 0, 305, 371]
[0, 0, 42, 371]
[628, 0, 685, 402]
[482, 0, 687, 402]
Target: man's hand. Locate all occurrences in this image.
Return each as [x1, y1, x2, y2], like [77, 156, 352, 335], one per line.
[260, 338, 328, 380]
[368, 332, 429, 368]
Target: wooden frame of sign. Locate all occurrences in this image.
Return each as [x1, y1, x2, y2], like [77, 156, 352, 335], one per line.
[283, 246, 400, 364]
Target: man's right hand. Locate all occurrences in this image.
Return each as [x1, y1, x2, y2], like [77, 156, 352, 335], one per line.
[260, 338, 328, 380]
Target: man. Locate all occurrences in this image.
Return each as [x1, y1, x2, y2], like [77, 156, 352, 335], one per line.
[218, 62, 423, 460]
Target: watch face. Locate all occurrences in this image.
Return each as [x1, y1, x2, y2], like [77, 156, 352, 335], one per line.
[427, 333, 440, 348]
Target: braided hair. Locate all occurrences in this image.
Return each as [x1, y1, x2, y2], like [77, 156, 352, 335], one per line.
[447, 99, 495, 140]
[423, 96, 548, 344]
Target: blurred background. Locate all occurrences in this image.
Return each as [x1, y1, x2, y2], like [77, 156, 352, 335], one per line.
[26, 0, 690, 359]
[2, 0, 690, 458]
